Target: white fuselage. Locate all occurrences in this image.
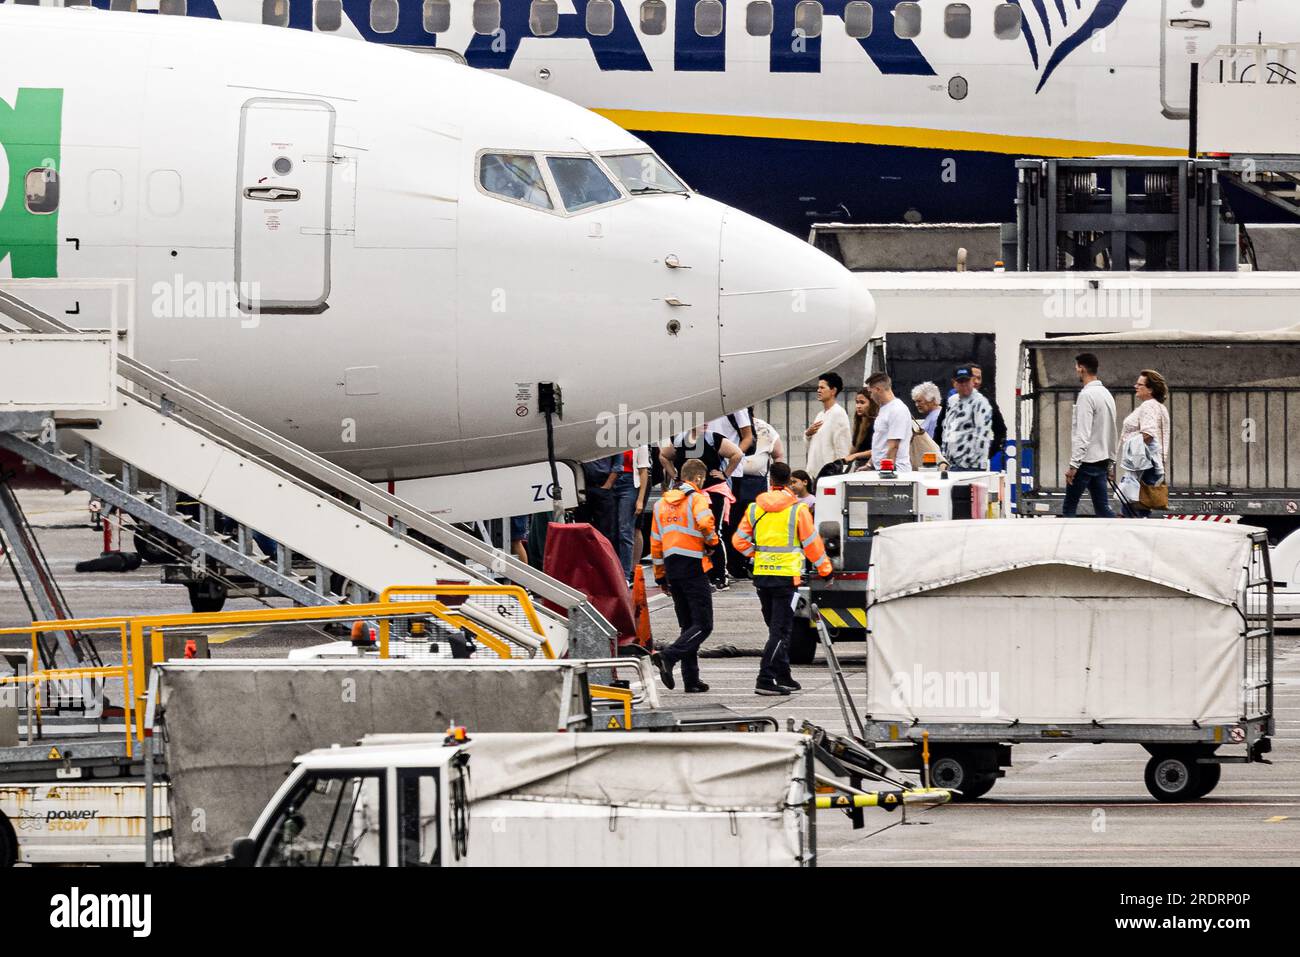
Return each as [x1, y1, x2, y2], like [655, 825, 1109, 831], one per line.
[78, 0, 1300, 230]
[0, 6, 873, 481]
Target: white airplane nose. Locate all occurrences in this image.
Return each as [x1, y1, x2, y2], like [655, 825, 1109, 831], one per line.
[717, 207, 877, 408]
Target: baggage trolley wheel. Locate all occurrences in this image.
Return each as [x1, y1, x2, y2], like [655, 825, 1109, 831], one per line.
[1192, 762, 1222, 799]
[929, 749, 998, 801]
[1144, 751, 1203, 802]
[788, 616, 817, 666]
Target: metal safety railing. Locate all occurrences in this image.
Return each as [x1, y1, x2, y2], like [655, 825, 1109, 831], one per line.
[0, 587, 569, 755]
[377, 584, 555, 660]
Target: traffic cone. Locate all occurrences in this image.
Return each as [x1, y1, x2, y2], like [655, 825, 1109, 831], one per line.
[631, 565, 653, 652]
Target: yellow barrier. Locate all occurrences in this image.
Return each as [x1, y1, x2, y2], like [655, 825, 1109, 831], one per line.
[378, 584, 555, 660]
[0, 591, 546, 753]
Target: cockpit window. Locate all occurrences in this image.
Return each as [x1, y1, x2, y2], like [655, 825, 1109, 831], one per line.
[545, 156, 622, 212]
[479, 153, 553, 210]
[601, 153, 688, 195]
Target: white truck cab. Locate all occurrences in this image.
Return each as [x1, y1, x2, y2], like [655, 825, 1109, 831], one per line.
[232, 739, 471, 868]
[788, 465, 1004, 664]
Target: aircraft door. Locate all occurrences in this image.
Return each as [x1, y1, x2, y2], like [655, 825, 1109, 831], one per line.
[236, 98, 335, 312]
[1161, 0, 1237, 118]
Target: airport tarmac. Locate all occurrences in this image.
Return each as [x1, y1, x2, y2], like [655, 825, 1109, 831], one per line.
[4, 490, 1299, 867]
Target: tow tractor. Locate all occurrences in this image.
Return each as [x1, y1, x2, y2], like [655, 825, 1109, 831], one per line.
[789, 456, 1005, 664]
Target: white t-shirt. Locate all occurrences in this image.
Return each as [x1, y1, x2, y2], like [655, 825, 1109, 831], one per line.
[805, 403, 852, 480]
[705, 410, 751, 477]
[871, 397, 913, 473]
[744, 419, 781, 477]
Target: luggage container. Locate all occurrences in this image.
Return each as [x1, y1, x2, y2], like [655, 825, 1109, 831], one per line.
[856, 520, 1274, 801]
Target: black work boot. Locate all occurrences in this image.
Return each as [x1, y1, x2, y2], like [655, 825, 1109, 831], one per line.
[650, 651, 676, 690]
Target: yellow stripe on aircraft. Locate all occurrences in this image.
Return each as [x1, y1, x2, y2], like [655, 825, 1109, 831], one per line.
[593, 109, 1184, 159]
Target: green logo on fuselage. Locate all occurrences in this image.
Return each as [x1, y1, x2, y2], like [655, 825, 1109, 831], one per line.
[0, 88, 63, 278]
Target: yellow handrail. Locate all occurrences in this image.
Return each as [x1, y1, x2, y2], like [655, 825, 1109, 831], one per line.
[379, 584, 555, 659]
[0, 585, 563, 756]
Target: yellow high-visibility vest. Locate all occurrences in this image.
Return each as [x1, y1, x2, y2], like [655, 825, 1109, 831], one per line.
[748, 501, 804, 577]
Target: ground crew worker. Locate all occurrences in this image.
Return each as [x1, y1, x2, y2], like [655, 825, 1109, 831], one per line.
[732, 462, 833, 696]
[648, 458, 719, 693]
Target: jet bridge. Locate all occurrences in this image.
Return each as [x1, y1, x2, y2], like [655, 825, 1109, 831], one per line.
[0, 284, 615, 675]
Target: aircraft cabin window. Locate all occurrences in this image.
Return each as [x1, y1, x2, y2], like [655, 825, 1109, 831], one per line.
[587, 0, 614, 36]
[24, 168, 59, 216]
[423, 0, 450, 33]
[472, 0, 500, 35]
[794, 1, 822, 39]
[894, 1, 920, 39]
[159, 0, 187, 15]
[844, 1, 872, 39]
[546, 156, 621, 212]
[370, 0, 399, 33]
[314, 0, 342, 31]
[745, 1, 772, 37]
[695, 0, 723, 37]
[944, 3, 970, 39]
[994, 2, 1022, 40]
[479, 154, 554, 210]
[530, 0, 559, 36]
[601, 152, 688, 194]
[108, 0, 138, 11]
[640, 0, 667, 36]
[261, 0, 288, 27]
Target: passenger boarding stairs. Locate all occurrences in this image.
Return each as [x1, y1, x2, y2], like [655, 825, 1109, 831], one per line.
[0, 288, 613, 675]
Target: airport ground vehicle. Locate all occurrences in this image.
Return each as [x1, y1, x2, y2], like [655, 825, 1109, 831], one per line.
[847, 520, 1275, 802]
[788, 465, 1004, 664]
[232, 731, 818, 867]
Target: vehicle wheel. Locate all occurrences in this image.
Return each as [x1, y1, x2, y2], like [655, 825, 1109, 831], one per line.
[788, 617, 817, 665]
[927, 750, 990, 801]
[1144, 752, 1203, 802]
[187, 581, 228, 614]
[0, 813, 16, 868]
[134, 529, 177, 565]
[959, 773, 998, 801]
[1192, 762, 1222, 798]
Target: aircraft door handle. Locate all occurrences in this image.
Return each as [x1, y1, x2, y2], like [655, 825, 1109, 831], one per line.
[243, 187, 301, 201]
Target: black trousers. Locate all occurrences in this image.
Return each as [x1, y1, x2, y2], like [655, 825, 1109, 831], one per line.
[707, 491, 729, 584]
[663, 572, 713, 685]
[756, 582, 796, 686]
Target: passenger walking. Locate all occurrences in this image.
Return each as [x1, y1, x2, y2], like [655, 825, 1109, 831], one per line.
[804, 371, 853, 481]
[660, 427, 743, 590]
[731, 412, 783, 579]
[581, 454, 621, 546]
[705, 409, 755, 579]
[863, 373, 913, 472]
[1118, 369, 1171, 518]
[649, 459, 720, 694]
[1062, 352, 1118, 518]
[731, 462, 833, 696]
[911, 381, 942, 438]
[841, 388, 878, 468]
[939, 367, 994, 471]
[611, 450, 638, 581]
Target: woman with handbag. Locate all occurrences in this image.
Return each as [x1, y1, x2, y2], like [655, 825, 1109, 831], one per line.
[1118, 369, 1171, 518]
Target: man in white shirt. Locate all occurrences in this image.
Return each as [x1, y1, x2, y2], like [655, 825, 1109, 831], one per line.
[804, 372, 852, 481]
[864, 373, 912, 472]
[1063, 351, 1118, 518]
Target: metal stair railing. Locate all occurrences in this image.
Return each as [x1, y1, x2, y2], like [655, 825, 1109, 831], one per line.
[0, 289, 613, 656]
